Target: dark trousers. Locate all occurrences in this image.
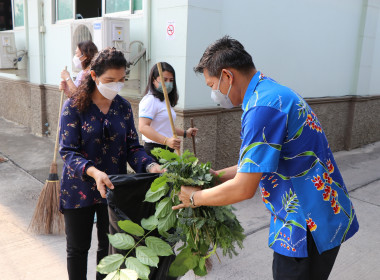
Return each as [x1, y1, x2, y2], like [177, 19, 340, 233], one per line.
[144, 142, 174, 162]
[272, 230, 340, 280]
[64, 204, 109, 280]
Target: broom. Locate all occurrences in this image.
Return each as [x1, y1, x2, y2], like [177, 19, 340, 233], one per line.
[156, 62, 181, 155]
[157, 63, 213, 272]
[29, 68, 66, 235]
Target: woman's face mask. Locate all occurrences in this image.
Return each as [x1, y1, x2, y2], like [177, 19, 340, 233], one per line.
[72, 54, 84, 69]
[156, 81, 173, 94]
[96, 81, 124, 100]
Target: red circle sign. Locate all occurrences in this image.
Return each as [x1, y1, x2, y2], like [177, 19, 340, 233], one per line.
[167, 25, 174, 36]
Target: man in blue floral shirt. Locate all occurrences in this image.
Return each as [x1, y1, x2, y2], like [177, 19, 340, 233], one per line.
[174, 36, 359, 280]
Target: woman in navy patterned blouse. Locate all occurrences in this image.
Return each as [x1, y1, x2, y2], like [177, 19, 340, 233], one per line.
[59, 47, 161, 280]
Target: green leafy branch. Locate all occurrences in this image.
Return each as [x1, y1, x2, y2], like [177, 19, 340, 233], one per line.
[97, 220, 174, 280]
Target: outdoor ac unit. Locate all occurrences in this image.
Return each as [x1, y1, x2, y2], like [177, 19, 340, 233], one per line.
[0, 31, 17, 69]
[70, 17, 130, 72]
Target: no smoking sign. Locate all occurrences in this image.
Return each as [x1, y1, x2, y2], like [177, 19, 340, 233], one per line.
[166, 21, 176, 40]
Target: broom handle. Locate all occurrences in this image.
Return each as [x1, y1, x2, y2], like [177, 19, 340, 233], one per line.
[157, 62, 180, 155]
[53, 66, 67, 164]
[190, 118, 196, 157]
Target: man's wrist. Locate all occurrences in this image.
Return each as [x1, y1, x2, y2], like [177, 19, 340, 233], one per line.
[183, 130, 187, 138]
[190, 191, 198, 207]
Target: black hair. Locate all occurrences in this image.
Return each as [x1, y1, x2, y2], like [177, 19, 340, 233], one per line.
[77, 40, 98, 69]
[73, 47, 128, 112]
[144, 62, 179, 107]
[194, 35, 255, 77]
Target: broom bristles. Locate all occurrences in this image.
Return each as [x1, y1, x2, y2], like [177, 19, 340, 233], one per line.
[29, 163, 65, 235]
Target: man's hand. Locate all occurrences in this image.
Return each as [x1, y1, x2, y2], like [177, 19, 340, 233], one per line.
[172, 186, 201, 210]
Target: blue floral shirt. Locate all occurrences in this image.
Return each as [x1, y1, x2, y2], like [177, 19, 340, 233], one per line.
[238, 71, 359, 257]
[59, 95, 153, 211]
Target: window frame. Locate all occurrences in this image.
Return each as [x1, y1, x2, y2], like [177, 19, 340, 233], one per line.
[12, 0, 25, 30]
[54, 0, 75, 23]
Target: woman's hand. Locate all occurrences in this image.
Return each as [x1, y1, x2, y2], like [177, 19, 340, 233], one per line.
[166, 137, 181, 150]
[59, 80, 66, 91]
[186, 127, 198, 138]
[147, 163, 164, 173]
[87, 167, 114, 198]
[61, 69, 71, 80]
[59, 81, 72, 98]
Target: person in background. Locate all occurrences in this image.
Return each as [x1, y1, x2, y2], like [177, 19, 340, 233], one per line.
[59, 40, 98, 97]
[173, 36, 359, 280]
[59, 47, 161, 280]
[138, 62, 198, 160]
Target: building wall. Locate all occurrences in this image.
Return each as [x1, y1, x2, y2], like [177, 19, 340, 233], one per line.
[1, 76, 379, 169]
[1, 0, 380, 169]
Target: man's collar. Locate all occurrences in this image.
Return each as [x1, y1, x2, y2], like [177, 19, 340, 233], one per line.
[242, 71, 261, 110]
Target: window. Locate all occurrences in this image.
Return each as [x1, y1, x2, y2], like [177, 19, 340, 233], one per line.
[105, 0, 130, 14]
[57, 0, 73, 21]
[0, 0, 13, 30]
[133, 0, 142, 11]
[13, 0, 24, 27]
[105, 0, 142, 14]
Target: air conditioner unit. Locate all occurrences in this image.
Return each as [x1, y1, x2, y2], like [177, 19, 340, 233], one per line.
[0, 31, 17, 69]
[71, 17, 130, 72]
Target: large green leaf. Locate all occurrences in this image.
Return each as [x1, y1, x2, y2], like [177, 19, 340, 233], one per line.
[155, 197, 173, 219]
[150, 175, 168, 191]
[168, 247, 199, 277]
[119, 269, 139, 280]
[108, 233, 135, 250]
[144, 185, 169, 203]
[193, 257, 207, 276]
[97, 254, 124, 274]
[125, 257, 150, 280]
[141, 215, 158, 230]
[158, 211, 176, 233]
[145, 236, 174, 256]
[151, 148, 180, 162]
[104, 270, 119, 280]
[118, 220, 145, 237]
[136, 246, 159, 267]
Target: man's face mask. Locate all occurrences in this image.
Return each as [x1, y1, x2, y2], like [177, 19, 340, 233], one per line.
[210, 71, 234, 109]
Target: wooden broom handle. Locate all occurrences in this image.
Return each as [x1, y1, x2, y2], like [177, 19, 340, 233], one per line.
[53, 66, 67, 163]
[156, 62, 180, 155]
[190, 118, 196, 157]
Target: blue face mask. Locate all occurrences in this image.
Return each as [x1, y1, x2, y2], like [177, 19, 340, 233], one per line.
[157, 81, 173, 94]
[210, 71, 234, 109]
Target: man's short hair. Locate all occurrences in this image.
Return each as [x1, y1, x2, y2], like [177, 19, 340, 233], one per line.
[194, 35, 255, 77]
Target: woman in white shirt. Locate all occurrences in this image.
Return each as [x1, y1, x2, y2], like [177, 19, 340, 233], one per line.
[59, 40, 98, 98]
[139, 62, 198, 160]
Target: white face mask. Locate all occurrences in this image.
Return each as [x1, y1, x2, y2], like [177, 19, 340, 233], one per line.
[210, 71, 234, 109]
[72, 54, 84, 69]
[96, 81, 124, 100]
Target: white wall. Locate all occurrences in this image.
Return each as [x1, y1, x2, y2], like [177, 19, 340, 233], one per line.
[147, 0, 189, 108]
[184, 0, 367, 109]
[367, 1, 380, 96]
[10, 0, 380, 104]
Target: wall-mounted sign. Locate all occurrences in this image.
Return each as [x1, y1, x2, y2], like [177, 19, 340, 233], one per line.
[166, 20, 175, 40]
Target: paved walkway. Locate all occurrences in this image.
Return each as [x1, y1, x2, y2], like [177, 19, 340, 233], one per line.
[0, 117, 379, 280]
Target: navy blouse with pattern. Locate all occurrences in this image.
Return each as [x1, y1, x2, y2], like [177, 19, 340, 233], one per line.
[59, 95, 153, 211]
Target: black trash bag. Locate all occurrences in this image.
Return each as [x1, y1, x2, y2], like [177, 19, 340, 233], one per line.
[107, 173, 177, 280]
